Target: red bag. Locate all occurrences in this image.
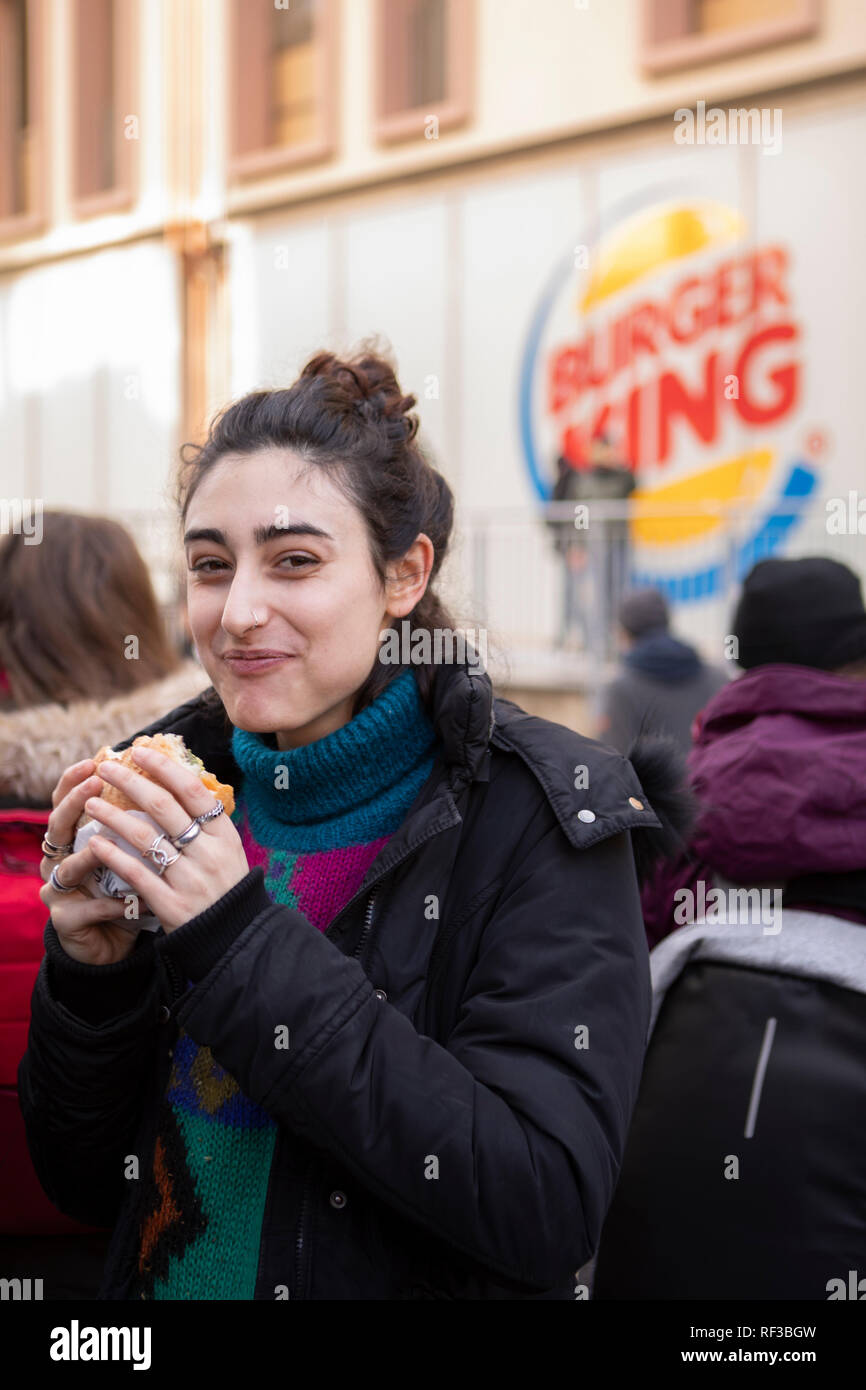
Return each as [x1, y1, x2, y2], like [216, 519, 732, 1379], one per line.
[0, 807, 106, 1233]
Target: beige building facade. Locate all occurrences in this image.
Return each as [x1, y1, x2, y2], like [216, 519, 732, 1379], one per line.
[2, 1, 865, 713]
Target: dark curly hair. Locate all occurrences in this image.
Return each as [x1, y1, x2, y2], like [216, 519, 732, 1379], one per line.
[175, 344, 460, 720]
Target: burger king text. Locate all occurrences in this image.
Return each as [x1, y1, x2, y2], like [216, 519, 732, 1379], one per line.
[548, 244, 799, 471]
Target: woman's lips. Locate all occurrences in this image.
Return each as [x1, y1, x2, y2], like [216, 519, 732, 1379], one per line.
[224, 655, 294, 674]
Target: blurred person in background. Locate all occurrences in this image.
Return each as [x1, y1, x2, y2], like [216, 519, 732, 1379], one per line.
[548, 453, 590, 651]
[548, 435, 635, 658]
[592, 556, 866, 1300]
[597, 587, 728, 755]
[0, 511, 207, 1298]
[582, 434, 636, 663]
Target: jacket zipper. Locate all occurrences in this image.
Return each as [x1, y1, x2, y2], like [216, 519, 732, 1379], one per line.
[352, 887, 379, 963]
[206, 783, 466, 1296]
[286, 777, 472, 1300]
[292, 886, 378, 1298]
[287, 791, 477, 1299]
[294, 1183, 309, 1299]
[162, 952, 185, 1010]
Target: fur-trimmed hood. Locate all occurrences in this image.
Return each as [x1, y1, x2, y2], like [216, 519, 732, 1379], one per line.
[0, 659, 210, 808]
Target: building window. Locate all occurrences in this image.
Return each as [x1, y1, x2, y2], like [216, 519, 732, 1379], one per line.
[229, 0, 337, 180]
[375, 0, 473, 145]
[0, 0, 44, 237]
[70, 0, 136, 215]
[641, 0, 819, 74]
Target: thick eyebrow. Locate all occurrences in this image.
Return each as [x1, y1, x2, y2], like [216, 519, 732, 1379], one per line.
[183, 522, 335, 547]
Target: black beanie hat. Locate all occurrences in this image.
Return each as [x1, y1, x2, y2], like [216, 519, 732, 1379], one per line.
[733, 557, 866, 671]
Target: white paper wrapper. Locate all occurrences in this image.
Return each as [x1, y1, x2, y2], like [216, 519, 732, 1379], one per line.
[74, 811, 166, 933]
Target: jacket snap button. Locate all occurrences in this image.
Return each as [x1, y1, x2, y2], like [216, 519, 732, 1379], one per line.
[577, 809, 596, 823]
[374, 988, 387, 1001]
[628, 796, 644, 810]
[329, 1190, 347, 1209]
[159, 1005, 171, 1022]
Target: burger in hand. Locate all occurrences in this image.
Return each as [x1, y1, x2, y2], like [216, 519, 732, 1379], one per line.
[86, 733, 235, 816]
[74, 733, 235, 929]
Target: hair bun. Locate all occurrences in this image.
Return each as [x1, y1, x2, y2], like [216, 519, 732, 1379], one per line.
[302, 348, 419, 445]
[354, 390, 386, 422]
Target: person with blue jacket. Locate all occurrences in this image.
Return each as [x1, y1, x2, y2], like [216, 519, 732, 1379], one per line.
[598, 587, 728, 756]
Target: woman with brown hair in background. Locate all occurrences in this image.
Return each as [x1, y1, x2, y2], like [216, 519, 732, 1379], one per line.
[0, 510, 207, 1298]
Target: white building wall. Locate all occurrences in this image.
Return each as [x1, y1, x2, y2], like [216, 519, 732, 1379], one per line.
[225, 77, 866, 665]
[0, 241, 182, 600]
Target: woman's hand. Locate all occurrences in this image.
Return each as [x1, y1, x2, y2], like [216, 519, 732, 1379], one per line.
[39, 759, 142, 966]
[81, 746, 250, 933]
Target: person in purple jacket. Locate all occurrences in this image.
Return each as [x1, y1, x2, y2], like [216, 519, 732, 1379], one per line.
[593, 555, 866, 1300]
[640, 556, 866, 950]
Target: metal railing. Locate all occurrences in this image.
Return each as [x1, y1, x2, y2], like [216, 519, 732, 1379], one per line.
[449, 497, 861, 684]
[120, 496, 859, 690]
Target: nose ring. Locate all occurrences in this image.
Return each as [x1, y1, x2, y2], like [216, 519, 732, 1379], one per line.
[250, 609, 262, 627]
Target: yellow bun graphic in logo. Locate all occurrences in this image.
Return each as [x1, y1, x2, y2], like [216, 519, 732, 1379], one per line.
[630, 450, 774, 547]
[579, 201, 747, 314]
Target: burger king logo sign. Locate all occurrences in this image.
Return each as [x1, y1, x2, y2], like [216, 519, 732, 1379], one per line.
[519, 199, 819, 601]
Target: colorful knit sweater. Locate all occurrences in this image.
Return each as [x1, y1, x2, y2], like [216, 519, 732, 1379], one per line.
[130, 668, 439, 1300]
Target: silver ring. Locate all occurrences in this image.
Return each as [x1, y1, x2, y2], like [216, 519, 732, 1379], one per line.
[154, 850, 181, 877]
[49, 863, 81, 893]
[196, 802, 224, 825]
[42, 835, 74, 859]
[143, 833, 183, 872]
[172, 820, 201, 848]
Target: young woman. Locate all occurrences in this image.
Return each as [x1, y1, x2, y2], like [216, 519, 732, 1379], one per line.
[20, 350, 684, 1301]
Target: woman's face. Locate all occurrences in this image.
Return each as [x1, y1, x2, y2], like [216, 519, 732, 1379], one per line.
[184, 448, 432, 749]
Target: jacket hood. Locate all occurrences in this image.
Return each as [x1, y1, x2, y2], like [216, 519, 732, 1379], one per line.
[108, 656, 693, 886]
[625, 631, 701, 683]
[0, 659, 211, 807]
[687, 663, 866, 881]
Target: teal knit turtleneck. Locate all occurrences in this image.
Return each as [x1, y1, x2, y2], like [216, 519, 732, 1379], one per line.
[229, 666, 439, 852]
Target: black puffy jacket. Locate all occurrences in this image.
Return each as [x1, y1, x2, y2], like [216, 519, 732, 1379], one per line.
[18, 659, 676, 1300]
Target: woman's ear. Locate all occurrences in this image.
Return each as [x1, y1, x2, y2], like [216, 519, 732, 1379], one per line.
[383, 534, 434, 620]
